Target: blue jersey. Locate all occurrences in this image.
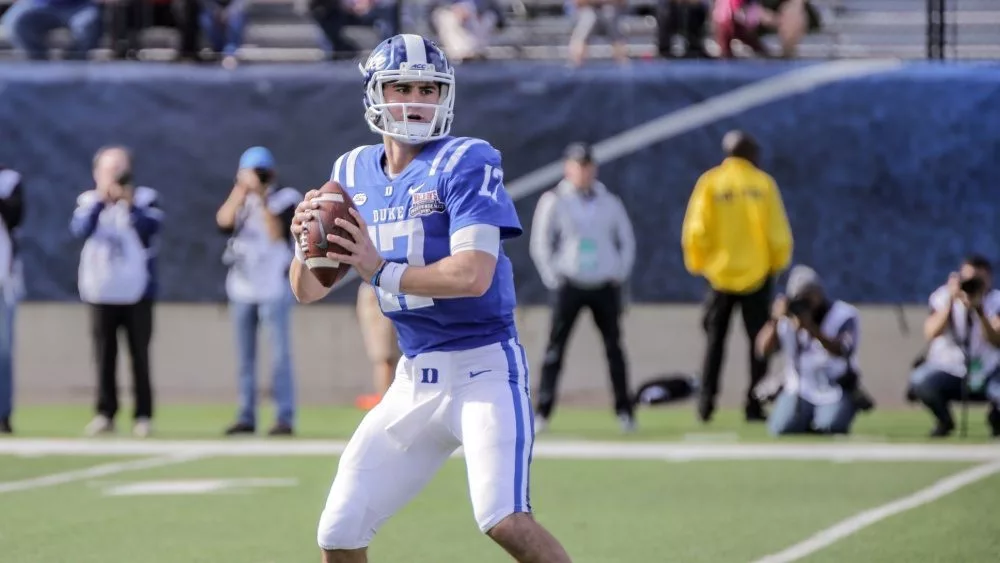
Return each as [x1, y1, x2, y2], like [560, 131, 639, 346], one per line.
[331, 136, 523, 357]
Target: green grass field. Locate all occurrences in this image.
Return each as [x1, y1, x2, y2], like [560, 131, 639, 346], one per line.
[1, 404, 998, 563]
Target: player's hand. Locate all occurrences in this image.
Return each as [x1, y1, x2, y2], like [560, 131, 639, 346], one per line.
[327, 208, 382, 282]
[946, 272, 961, 299]
[771, 294, 788, 319]
[290, 189, 322, 239]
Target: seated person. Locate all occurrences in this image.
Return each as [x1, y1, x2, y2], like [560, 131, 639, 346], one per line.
[656, 0, 709, 59]
[198, 0, 247, 67]
[713, 0, 820, 59]
[908, 256, 1000, 438]
[756, 265, 863, 436]
[429, 0, 501, 63]
[303, 0, 398, 59]
[1, 0, 102, 60]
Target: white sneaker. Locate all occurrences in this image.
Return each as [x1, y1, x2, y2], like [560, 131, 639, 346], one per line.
[133, 418, 152, 438]
[533, 415, 548, 435]
[84, 415, 115, 436]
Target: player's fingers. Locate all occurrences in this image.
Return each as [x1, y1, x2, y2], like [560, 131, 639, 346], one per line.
[327, 234, 357, 252]
[327, 252, 356, 265]
[334, 217, 363, 239]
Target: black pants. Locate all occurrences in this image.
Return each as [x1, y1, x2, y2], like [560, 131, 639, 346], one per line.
[700, 279, 771, 410]
[656, 0, 709, 58]
[536, 282, 631, 419]
[91, 300, 154, 420]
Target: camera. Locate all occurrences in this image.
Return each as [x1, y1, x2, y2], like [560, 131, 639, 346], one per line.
[960, 277, 985, 296]
[787, 297, 811, 318]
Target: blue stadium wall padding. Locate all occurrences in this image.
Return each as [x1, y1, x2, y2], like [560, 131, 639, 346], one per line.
[1, 60, 998, 304]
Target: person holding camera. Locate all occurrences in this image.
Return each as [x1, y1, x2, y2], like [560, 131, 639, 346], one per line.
[71, 146, 163, 438]
[908, 256, 1000, 438]
[0, 166, 24, 434]
[216, 146, 301, 437]
[755, 265, 868, 435]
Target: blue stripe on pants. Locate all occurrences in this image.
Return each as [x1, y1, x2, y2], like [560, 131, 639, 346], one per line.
[501, 339, 526, 514]
[515, 335, 534, 512]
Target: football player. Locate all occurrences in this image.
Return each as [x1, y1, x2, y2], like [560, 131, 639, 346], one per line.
[289, 34, 572, 563]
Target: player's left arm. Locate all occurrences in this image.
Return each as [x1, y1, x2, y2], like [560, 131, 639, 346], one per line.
[329, 144, 521, 299]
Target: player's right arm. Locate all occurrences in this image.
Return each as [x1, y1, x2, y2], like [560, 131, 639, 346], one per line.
[288, 189, 332, 304]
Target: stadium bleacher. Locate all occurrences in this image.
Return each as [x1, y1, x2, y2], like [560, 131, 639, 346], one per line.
[0, 0, 996, 62]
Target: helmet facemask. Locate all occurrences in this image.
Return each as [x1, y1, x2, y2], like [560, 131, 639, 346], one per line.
[363, 64, 455, 145]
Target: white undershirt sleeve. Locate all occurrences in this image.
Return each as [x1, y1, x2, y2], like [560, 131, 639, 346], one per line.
[450, 224, 500, 257]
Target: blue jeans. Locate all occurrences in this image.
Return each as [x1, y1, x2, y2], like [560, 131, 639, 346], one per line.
[1, 0, 102, 60]
[909, 363, 1000, 429]
[0, 299, 16, 420]
[230, 292, 295, 428]
[198, 6, 246, 56]
[767, 390, 856, 436]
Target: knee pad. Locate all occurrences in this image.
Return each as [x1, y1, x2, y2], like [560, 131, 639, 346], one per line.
[316, 478, 374, 551]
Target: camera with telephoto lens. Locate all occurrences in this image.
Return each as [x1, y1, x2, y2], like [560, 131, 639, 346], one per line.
[787, 297, 811, 318]
[960, 276, 985, 296]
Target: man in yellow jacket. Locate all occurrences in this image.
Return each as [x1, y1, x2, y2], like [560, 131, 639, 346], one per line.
[681, 130, 793, 423]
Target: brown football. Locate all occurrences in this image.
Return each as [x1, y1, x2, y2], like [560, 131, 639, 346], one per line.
[299, 181, 359, 287]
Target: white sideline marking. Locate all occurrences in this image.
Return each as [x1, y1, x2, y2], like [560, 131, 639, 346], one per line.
[99, 477, 298, 496]
[0, 453, 206, 494]
[0, 439, 998, 462]
[750, 460, 1000, 563]
[328, 59, 903, 293]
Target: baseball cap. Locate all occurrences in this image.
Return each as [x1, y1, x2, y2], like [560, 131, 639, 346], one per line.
[239, 146, 275, 170]
[564, 142, 594, 164]
[786, 265, 821, 299]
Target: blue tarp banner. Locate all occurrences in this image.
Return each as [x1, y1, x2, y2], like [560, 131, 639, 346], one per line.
[2, 60, 998, 304]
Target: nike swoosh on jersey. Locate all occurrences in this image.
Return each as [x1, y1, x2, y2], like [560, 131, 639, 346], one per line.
[469, 370, 490, 378]
[408, 183, 426, 194]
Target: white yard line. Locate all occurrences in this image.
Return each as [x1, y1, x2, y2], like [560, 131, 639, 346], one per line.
[0, 453, 206, 494]
[0, 438, 998, 462]
[749, 459, 1000, 563]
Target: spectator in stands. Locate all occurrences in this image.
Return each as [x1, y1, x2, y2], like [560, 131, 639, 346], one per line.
[656, 0, 709, 59]
[755, 265, 870, 436]
[567, 0, 628, 66]
[0, 166, 24, 435]
[713, 0, 819, 59]
[354, 282, 400, 410]
[530, 142, 637, 433]
[429, 0, 502, 63]
[216, 147, 301, 436]
[302, 0, 398, 60]
[681, 130, 792, 424]
[1, 0, 102, 60]
[199, 0, 246, 68]
[908, 256, 1000, 438]
[72, 146, 163, 438]
[107, 0, 184, 60]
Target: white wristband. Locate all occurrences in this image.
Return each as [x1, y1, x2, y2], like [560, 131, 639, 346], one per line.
[379, 262, 408, 295]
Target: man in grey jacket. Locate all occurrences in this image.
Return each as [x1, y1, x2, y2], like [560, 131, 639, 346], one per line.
[530, 142, 637, 432]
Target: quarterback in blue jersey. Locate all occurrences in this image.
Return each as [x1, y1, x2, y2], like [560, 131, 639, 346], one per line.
[288, 34, 572, 563]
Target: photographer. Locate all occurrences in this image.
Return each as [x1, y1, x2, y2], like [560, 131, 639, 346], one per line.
[71, 146, 162, 438]
[755, 265, 867, 436]
[908, 256, 1000, 438]
[216, 147, 301, 437]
